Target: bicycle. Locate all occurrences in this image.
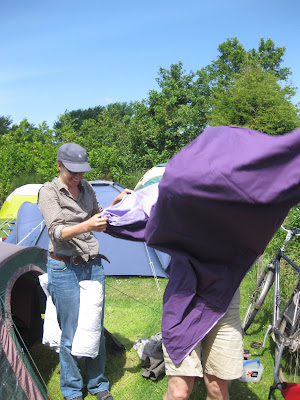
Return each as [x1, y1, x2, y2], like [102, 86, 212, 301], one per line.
[242, 225, 300, 396]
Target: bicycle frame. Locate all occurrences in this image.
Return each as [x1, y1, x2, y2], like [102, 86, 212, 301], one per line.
[260, 249, 300, 384]
[273, 252, 300, 327]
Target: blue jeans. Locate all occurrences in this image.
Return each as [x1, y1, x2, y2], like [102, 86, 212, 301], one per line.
[47, 256, 109, 400]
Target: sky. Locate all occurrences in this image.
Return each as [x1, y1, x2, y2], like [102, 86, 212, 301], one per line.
[1, 0, 300, 128]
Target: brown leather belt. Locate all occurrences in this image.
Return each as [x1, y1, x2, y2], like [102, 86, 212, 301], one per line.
[49, 252, 110, 265]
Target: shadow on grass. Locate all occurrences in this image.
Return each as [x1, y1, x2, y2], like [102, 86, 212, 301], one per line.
[28, 328, 129, 392]
[229, 379, 261, 400]
[29, 341, 60, 383]
[104, 330, 138, 385]
[187, 377, 263, 399]
[242, 304, 273, 339]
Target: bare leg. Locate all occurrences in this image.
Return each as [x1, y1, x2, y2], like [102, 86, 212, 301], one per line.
[163, 376, 195, 400]
[204, 373, 229, 400]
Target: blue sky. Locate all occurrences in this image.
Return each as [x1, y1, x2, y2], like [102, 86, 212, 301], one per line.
[1, 0, 300, 128]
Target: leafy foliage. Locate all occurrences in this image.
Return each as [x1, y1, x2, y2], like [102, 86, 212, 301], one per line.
[0, 115, 13, 135]
[0, 120, 57, 200]
[210, 66, 300, 133]
[0, 37, 299, 203]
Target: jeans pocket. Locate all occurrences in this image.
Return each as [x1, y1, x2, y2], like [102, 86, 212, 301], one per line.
[50, 258, 68, 273]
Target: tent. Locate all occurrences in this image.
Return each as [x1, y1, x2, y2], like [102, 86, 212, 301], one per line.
[5, 180, 169, 278]
[0, 241, 50, 399]
[0, 184, 43, 220]
[0, 184, 43, 238]
[0, 242, 126, 400]
[134, 163, 167, 191]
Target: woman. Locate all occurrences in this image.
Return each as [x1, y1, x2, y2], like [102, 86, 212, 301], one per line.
[38, 143, 131, 400]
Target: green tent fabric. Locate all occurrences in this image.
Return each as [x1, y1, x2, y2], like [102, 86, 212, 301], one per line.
[0, 241, 50, 400]
[0, 240, 127, 400]
[0, 184, 43, 221]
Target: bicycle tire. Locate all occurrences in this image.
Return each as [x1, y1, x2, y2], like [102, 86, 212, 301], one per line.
[274, 297, 300, 383]
[242, 265, 274, 332]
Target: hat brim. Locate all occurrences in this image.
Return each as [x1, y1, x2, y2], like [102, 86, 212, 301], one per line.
[63, 161, 91, 173]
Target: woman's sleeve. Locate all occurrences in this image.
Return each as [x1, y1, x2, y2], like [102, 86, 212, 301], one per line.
[38, 185, 65, 242]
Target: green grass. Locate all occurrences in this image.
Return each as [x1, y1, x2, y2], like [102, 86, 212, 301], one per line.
[28, 272, 289, 400]
[0, 218, 14, 238]
[28, 209, 300, 400]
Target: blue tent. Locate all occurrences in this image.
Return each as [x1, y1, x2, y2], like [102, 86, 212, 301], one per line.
[5, 181, 169, 278]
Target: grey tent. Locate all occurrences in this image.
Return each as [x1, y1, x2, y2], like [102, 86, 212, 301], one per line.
[0, 241, 50, 399]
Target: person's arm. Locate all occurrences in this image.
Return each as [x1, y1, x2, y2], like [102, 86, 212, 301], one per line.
[63, 187, 133, 240]
[110, 188, 133, 206]
[38, 183, 108, 242]
[61, 213, 108, 240]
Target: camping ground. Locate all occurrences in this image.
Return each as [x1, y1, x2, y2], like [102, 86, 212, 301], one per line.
[27, 272, 285, 400]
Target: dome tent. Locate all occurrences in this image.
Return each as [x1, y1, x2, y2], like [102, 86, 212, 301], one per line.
[134, 163, 167, 191]
[0, 242, 125, 400]
[0, 241, 49, 399]
[0, 184, 43, 221]
[0, 184, 43, 237]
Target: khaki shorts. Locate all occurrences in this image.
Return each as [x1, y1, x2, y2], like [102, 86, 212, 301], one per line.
[163, 290, 244, 380]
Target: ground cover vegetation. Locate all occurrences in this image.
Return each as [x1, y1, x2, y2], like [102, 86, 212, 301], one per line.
[29, 205, 300, 399]
[2, 37, 300, 398]
[29, 232, 298, 400]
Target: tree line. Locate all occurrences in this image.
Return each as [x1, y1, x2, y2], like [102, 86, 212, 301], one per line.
[0, 37, 299, 204]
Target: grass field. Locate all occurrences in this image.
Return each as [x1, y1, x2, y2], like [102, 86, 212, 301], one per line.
[27, 267, 289, 400]
[10, 208, 300, 400]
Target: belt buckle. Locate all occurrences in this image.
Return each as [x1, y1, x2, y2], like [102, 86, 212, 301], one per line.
[72, 256, 81, 265]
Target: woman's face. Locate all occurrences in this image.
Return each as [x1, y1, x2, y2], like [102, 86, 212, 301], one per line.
[57, 162, 84, 188]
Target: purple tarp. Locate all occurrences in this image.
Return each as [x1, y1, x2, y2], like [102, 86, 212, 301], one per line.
[105, 125, 300, 364]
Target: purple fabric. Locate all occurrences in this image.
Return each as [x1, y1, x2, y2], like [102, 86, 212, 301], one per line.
[102, 184, 158, 241]
[105, 125, 300, 364]
[102, 184, 159, 226]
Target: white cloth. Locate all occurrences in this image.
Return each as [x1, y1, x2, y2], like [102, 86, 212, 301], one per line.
[38, 273, 61, 352]
[71, 280, 103, 358]
[39, 274, 103, 358]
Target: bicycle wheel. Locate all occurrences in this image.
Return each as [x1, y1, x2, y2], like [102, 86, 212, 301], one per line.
[242, 264, 274, 332]
[275, 306, 300, 383]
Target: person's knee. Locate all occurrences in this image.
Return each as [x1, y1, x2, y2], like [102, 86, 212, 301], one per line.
[164, 376, 194, 400]
[204, 373, 229, 400]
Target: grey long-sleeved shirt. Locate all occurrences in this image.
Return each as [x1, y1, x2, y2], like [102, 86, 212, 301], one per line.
[38, 177, 102, 261]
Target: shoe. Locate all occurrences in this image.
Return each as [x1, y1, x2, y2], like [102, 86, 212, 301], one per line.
[96, 390, 113, 400]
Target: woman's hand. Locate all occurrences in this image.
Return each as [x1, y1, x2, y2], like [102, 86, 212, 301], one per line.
[61, 213, 108, 240]
[86, 213, 108, 232]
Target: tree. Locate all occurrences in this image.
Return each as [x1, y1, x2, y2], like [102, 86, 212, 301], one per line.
[125, 62, 210, 171]
[53, 105, 105, 131]
[248, 38, 290, 81]
[205, 37, 247, 89]
[0, 120, 57, 202]
[209, 66, 300, 135]
[200, 37, 292, 92]
[0, 115, 13, 135]
[197, 38, 299, 134]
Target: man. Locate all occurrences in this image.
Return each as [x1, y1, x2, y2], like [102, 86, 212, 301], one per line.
[162, 288, 243, 400]
[103, 125, 300, 399]
[143, 126, 300, 399]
